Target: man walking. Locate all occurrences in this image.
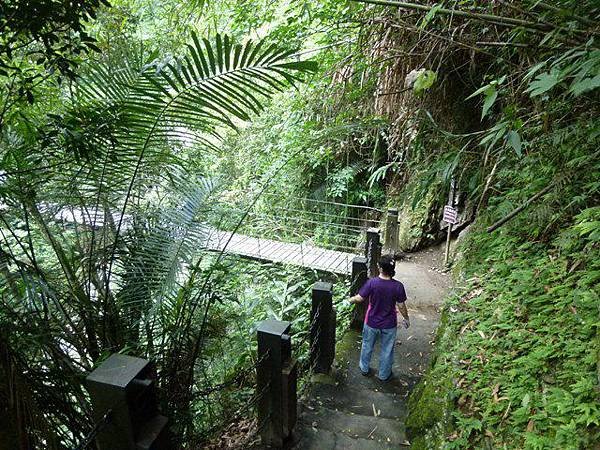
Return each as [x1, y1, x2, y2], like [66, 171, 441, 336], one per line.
[348, 254, 409, 381]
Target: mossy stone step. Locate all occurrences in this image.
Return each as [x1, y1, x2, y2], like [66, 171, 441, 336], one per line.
[298, 405, 406, 445]
[293, 426, 407, 450]
[304, 380, 408, 419]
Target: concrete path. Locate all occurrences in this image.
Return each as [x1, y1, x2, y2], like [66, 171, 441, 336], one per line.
[291, 246, 449, 449]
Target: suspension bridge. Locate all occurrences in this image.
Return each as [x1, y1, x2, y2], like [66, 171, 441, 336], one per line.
[48, 193, 388, 275]
[202, 193, 388, 275]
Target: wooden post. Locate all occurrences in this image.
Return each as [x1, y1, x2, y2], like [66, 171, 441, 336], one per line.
[257, 320, 297, 447]
[383, 208, 399, 254]
[444, 178, 456, 266]
[350, 257, 368, 330]
[85, 354, 171, 450]
[309, 282, 335, 374]
[444, 223, 452, 266]
[365, 228, 382, 278]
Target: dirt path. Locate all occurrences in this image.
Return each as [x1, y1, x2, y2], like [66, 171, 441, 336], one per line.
[292, 246, 450, 449]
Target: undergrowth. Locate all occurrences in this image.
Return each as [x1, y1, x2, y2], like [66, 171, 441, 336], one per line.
[407, 207, 600, 449]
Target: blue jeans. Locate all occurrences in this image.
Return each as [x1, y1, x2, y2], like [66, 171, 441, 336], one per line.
[359, 323, 397, 380]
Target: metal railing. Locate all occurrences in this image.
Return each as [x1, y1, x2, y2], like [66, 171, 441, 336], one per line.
[81, 228, 391, 449]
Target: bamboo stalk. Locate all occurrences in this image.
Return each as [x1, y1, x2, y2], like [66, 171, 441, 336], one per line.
[487, 183, 554, 233]
[353, 0, 554, 32]
[475, 41, 532, 48]
[536, 2, 598, 27]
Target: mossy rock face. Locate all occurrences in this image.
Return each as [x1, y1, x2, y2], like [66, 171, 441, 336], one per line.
[405, 310, 454, 448]
[391, 178, 443, 252]
[406, 373, 453, 443]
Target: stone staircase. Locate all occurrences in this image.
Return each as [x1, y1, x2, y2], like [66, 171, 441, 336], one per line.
[292, 307, 438, 449]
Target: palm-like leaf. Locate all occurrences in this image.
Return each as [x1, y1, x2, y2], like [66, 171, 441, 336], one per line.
[0, 32, 316, 448]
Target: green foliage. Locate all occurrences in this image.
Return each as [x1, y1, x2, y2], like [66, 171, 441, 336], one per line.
[0, 0, 108, 110]
[0, 10, 317, 446]
[525, 47, 600, 99]
[467, 76, 506, 121]
[413, 69, 438, 95]
[409, 210, 600, 448]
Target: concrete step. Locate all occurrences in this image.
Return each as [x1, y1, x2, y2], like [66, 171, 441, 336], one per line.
[292, 426, 407, 450]
[339, 363, 420, 395]
[298, 405, 406, 445]
[305, 381, 408, 419]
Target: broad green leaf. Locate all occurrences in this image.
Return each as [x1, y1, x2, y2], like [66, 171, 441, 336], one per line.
[506, 130, 522, 156]
[481, 86, 498, 120]
[413, 70, 437, 94]
[526, 70, 560, 97]
[569, 74, 600, 97]
[420, 4, 442, 29]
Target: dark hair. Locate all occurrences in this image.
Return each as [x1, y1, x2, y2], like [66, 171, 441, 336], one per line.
[378, 254, 396, 277]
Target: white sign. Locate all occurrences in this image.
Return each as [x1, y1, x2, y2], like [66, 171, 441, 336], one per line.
[443, 205, 458, 224]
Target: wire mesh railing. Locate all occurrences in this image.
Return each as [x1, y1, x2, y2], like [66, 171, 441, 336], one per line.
[206, 193, 383, 256]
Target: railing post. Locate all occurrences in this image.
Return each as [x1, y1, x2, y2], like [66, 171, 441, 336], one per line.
[257, 320, 297, 447]
[85, 354, 171, 450]
[365, 227, 382, 278]
[383, 208, 399, 254]
[350, 257, 368, 330]
[310, 282, 336, 374]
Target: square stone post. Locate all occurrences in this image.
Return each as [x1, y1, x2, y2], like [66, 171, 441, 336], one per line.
[257, 320, 297, 447]
[350, 257, 368, 330]
[365, 228, 382, 278]
[383, 208, 399, 254]
[309, 282, 336, 374]
[85, 354, 171, 450]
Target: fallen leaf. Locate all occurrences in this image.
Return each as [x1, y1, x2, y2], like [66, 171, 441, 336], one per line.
[526, 419, 535, 432]
[367, 425, 378, 438]
[460, 320, 474, 334]
[501, 401, 512, 421]
[492, 383, 500, 402]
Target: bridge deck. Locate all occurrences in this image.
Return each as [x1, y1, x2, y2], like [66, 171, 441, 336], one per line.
[204, 229, 358, 275]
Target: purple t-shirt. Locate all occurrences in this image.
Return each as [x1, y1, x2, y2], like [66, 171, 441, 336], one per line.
[359, 277, 407, 329]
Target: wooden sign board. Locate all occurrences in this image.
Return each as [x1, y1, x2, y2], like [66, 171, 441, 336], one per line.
[443, 205, 458, 224]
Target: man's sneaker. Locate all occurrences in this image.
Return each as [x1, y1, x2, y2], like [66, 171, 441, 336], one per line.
[360, 367, 373, 377]
[378, 372, 393, 382]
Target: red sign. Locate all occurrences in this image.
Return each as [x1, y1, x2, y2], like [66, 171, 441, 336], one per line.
[443, 205, 458, 224]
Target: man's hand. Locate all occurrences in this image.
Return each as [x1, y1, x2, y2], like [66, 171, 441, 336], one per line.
[396, 302, 409, 329]
[348, 294, 364, 304]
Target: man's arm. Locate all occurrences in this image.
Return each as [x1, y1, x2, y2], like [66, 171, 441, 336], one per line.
[396, 302, 410, 328]
[396, 302, 409, 320]
[349, 294, 365, 304]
